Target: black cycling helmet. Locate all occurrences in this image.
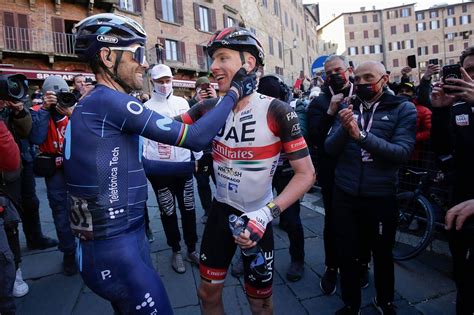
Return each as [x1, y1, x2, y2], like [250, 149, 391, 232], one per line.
[207, 27, 265, 66]
[73, 13, 146, 60]
[257, 75, 291, 103]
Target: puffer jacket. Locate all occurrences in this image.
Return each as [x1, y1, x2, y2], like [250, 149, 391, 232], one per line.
[325, 93, 417, 197]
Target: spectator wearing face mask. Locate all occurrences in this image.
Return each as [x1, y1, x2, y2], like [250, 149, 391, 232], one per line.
[142, 64, 202, 274]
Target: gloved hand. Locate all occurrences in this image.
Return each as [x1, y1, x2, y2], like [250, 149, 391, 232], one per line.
[241, 205, 273, 243]
[195, 153, 212, 174]
[229, 67, 257, 100]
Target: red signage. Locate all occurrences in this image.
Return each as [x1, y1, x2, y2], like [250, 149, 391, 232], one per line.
[0, 67, 95, 81]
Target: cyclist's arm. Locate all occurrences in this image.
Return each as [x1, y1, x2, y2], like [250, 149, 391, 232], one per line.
[117, 92, 237, 152]
[268, 100, 316, 212]
[173, 98, 217, 123]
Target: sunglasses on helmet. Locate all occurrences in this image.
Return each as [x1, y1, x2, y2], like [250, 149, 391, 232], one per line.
[109, 46, 147, 66]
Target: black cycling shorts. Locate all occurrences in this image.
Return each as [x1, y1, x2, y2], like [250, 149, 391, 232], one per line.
[199, 199, 274, 299]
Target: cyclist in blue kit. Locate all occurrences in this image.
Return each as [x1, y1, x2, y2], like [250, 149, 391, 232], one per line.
[63, 13, 256, 314]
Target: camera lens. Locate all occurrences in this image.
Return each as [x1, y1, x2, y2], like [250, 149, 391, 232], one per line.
[7, 77, 26, 99]
[57, 92, 78, 108]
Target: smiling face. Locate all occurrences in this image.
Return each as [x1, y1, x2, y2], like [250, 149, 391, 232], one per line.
[210, 48, 255, 93]
[114, 44, 149, 91]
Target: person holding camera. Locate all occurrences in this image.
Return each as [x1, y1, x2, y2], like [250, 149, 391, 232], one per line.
[431, 46, 474, 315]
[0, 96, 31, 299]
[30, 75, 77, 276]
[188, 77, 217, 224]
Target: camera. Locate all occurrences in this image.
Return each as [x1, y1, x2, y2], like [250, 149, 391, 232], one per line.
[0, 74, 28, 101]
[56, 89, 78, 108]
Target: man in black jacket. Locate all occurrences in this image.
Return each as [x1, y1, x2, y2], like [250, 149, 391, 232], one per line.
[307, 55, 371, 295]
[431, 46, 474, 315]
[325, 61, 416, 315]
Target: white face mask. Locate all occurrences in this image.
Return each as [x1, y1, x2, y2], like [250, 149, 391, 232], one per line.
[153, 82, 173, 98]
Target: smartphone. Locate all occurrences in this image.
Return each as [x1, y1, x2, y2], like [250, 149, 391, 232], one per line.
[349, 60, 354, 68]
[429, 59, 439, 65]
[407, 55, 417, 68]
[442, 64, 462, 93]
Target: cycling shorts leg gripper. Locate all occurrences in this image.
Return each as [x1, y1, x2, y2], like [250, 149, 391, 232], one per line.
[79, 227, 173, 314]
[243, 224, 274, 299]
[199, 200, 240, 283]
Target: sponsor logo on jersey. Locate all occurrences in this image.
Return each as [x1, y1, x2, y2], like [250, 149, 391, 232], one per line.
[101, 270, 112, 280]
[240, 115, 253, 122]
[108, 147, 120, 204]
[290, 123, 300, 136]
[97, 35, 118, 44]
[286, 112, 298, 121]
[217, 121, 256, 143]
[228, 182, 238, 193]
[283, 137, 307, 153]
[217, 165, 242, 177]
[213, 141, 255, 160]
[135, 293, 156, 311]
[126, 101, 144, 115]
[156, 116, 173, 131]
[455, 114, 469, 126]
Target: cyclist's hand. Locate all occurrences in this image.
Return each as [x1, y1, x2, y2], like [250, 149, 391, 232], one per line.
[228, 67, 257, 100]
[239, 206, 273, 245]
[445, 199, 474, 230]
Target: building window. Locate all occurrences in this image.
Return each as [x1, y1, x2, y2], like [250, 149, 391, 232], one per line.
[465, 42, 469, 49]
[119, 0, 141, 13]
[373, 14, 378, 22]
[405, 39, 414, 49]
[296, 24, 299, 37]
[446, 17, 455, 27]
[374, 29, 379, 38]
[446, 32, 455, 40]
[348, 16, 354, 24]
[363, 45, 370, 54]
[447, 7, 455, 15]
[391, 26, 396, 35]
[417, 22, 425, 31]
[403, 24, 410, 33]
[290, 49, 293, 65]
[348, 46, 357, 55]
[268, 36, 274, 55]
[449, 44, 454, 52]
[349, 32, 354, 40]
[275, 66, 283, 76]
[363, 30, 368, 39]
[393, 59, 399, 67]
[262, 0, 268, 8]
[460, 15, 471, 25]
[374, 45, 381, 54]
[161, 0, 174, 22]
[362, 15, 367, 23]
[430, 10, 438, 18]
[291, 18, 294, 31]
[462, 4, 467, 13]
[199, 6, 209, 32]
[274, 0, 280, 16]
[418, 46, 428, 55]
[278, 41, 282, 59]
[165, 39, 178, 61]
[285, 12, 288, 26]
[225, 15, 235, 28]
[401, 8, 410, 17]
[433, 44, 439, 54]
[416, 12, 424, 20]
[430, 20, 439, 29]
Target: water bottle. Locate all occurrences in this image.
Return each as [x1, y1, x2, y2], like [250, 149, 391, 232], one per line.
[229, 214, 268, 277]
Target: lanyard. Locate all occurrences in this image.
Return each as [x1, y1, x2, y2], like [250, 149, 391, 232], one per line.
[329, 82, 354, 98]
[359, 102, 379, 132]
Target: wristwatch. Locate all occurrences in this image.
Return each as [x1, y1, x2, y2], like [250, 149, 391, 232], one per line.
[358, 130, 368, 142]
[266, 202, 281, 219]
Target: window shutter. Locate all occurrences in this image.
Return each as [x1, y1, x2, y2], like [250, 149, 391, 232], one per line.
[417, 47, 421, 55]
[175, 0, 183, 24]
[210, 8, 217, 32]
[445, 19, 447, 27]
[3, 12, 15, 27]
[52, 17, 64, 32]
[155, 0, 162, 19]
[196, 45, 205, 68]
[193, 3, 200, 30]
[134, 0, 142, 13]
[178, 41, 186, 62]
[469, 15, 471, 23]
[223, 14, 228, 28]
[389, 42, 392, 51]
[423, 22, 426, 30]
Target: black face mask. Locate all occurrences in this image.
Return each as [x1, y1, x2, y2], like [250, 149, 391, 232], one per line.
[355, 76, 384, 101]
[328, 73, 348, 91]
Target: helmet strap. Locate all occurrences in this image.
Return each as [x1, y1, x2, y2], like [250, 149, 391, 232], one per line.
[239, 51, 258, 74]
[100, 50, 135, 94]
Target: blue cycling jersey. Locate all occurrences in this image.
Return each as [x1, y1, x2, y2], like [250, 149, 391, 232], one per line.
[64, 84, 237, 240]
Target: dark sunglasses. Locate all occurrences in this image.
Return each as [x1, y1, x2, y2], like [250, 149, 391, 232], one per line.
[109, 46, 147, 66]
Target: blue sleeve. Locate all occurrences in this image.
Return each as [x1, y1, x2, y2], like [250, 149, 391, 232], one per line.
[325, 117, 350, 157]
[142, 158, 195, 177]
[108, 91, 237, 152]
[29, 108, 50, 145]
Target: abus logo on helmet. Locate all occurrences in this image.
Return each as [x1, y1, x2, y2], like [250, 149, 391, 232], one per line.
[97, 35, 118, 44]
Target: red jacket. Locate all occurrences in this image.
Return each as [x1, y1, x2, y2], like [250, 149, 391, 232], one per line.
[0, 120, 20, 171]
[411, 102, 432, 160]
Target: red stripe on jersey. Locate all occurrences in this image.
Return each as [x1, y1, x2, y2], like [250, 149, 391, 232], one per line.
[180, 112, 194, 124]
[282, 137, 307, 154]
[244, 283, 272, 299]
[212, 140, 281, 161]
[199, 264, 227, 281]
